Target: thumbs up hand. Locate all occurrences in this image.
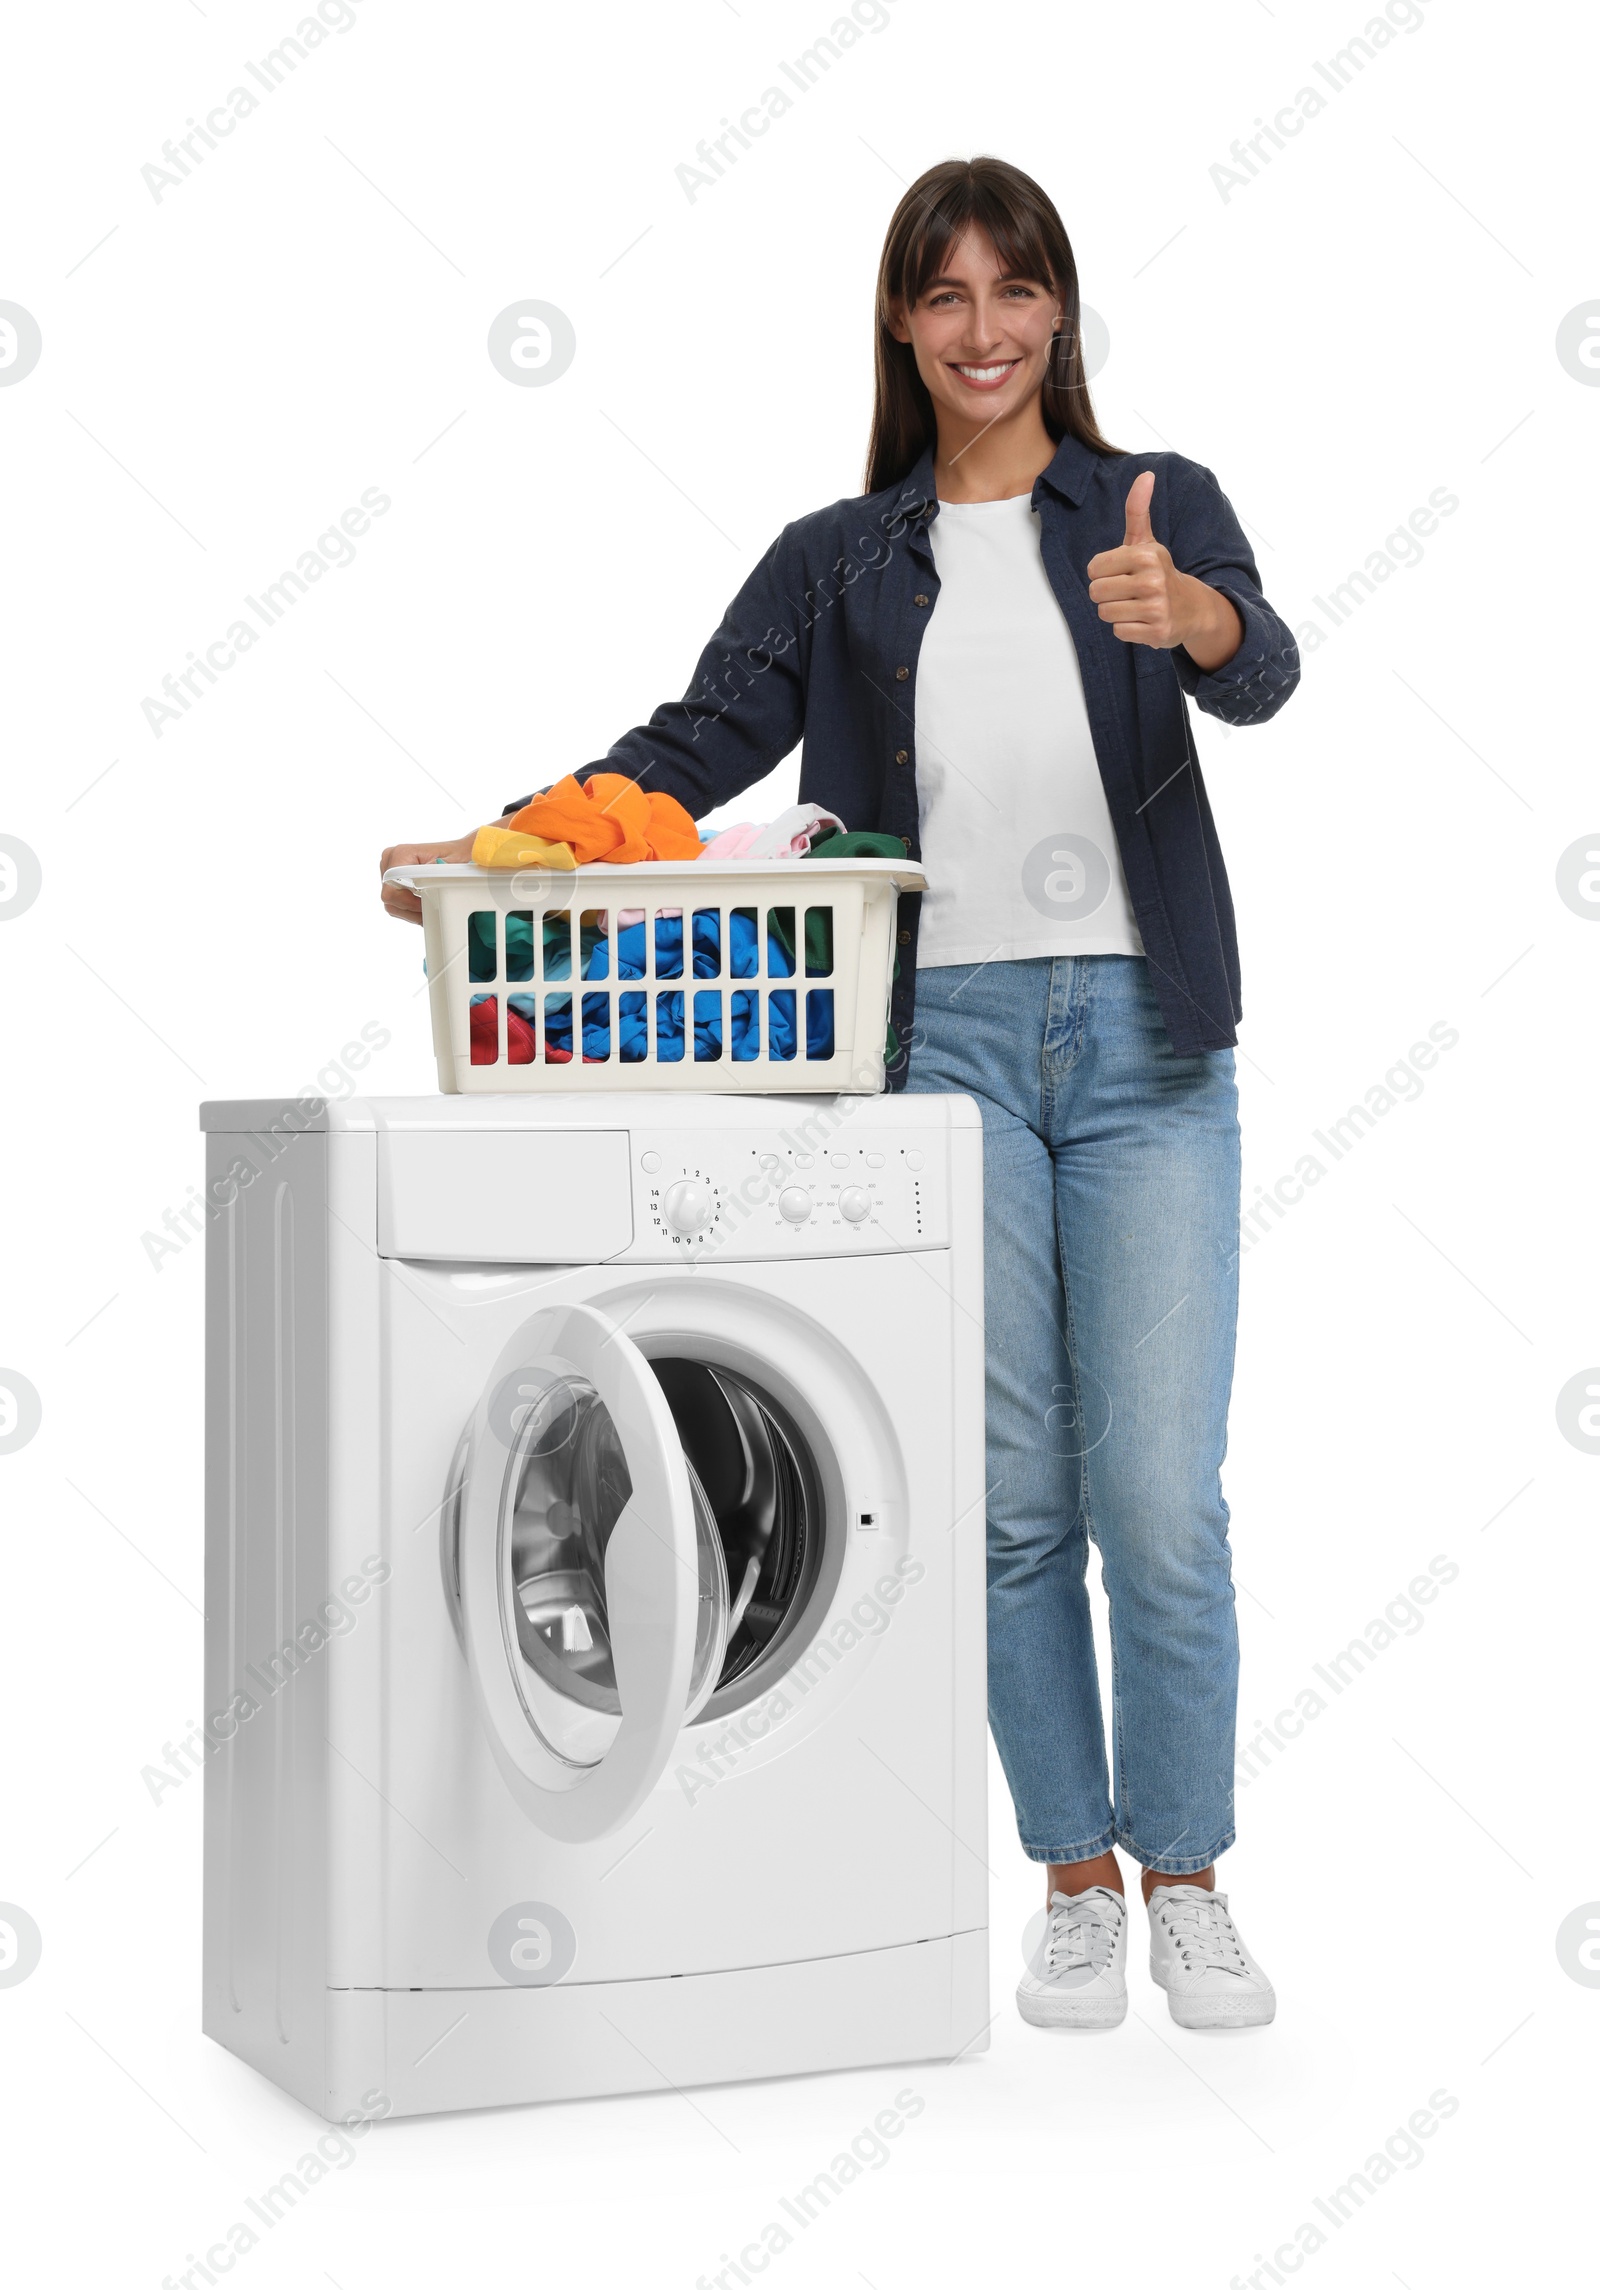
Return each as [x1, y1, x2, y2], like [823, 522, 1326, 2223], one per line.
[1087, 469, 1243, 669]
[1087, 472, 1179, 645]
[1120, 468, 1157, 548]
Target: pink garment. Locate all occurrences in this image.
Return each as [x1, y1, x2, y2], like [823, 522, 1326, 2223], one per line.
[699, 806, 845, 860]
[743, 803, 846, 858]
[698, 822, 764, 859]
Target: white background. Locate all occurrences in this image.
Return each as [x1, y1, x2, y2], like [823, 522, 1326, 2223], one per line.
[0, 0, 1592, 2281]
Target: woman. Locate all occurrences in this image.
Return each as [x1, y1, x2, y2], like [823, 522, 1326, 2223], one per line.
[382, 157, 1300, 2033]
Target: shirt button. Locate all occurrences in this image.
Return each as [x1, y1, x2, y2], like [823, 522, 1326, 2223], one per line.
[900, 836, 912, 852]
[894, 748, 909, 766]
[897, 929, 910, 945]
[894, 666, 909, 681]
[914, 594, 929, 607]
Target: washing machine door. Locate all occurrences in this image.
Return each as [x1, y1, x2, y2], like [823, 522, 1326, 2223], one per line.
[457, 1302, 727, 1842]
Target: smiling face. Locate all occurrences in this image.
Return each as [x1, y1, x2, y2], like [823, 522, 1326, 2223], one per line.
[888, 226, 1064, 435]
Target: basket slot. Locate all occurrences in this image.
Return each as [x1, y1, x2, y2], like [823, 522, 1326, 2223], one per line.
[693, 990, 722, 1062]
[653, 910, 683, 980]
[543, 990, 572, 1064]
[806, 988, 836, 1061]
[469, 991, 498, 1064]
[542, 910, 573, 982]
[582, 989, 611, 1061]
[580, 909, 608, 980]
[507, 993, 536, 1063]
[691, 909, 721, 979]
[655, 989, 684, 1062]
[804, 906, 835, 977]
[506, 912, 535, 983]
[731, 988, 759, 1061]
[467, 910, 497, 983]
[768, 988, 797, 1061]
[765, 906, 795, 979]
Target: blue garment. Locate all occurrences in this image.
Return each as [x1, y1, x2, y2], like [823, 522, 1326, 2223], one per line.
[905, 953, 1241, 1871]
[584, 910, 762, 982]
[500, 433, 1300, 1078]
[535, 911, 834, 1061]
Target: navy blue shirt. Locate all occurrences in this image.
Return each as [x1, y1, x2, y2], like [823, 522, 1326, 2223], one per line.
[504, 431, 1300, 1083]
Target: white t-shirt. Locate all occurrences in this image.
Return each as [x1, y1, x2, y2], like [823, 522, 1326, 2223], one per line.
[913, 491, 1144, 967]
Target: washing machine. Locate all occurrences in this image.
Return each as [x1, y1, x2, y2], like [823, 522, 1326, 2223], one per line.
[198, 1091, 987, 2120]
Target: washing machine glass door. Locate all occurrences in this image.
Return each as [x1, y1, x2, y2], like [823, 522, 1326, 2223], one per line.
[457, 1301, 727, 1842]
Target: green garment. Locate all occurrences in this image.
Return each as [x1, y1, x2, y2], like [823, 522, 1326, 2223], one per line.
[764, 903, 834, 979]
[805, 830, 908, 861]
[467, 909, 605, 983]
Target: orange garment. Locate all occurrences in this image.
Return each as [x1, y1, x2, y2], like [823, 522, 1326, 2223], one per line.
[501, 772, 701, 866]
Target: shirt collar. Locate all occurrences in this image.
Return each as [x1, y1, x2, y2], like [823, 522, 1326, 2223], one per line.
[889, 429, 1103, 521]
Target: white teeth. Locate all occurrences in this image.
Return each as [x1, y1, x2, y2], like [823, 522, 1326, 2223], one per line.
[955, 362, 1015, 381]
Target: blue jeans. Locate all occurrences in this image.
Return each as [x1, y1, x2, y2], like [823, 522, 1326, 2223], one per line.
[906, 955, 1241, 1872]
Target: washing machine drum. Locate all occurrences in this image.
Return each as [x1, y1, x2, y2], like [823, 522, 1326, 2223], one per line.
[505, 1358, 821, 1725]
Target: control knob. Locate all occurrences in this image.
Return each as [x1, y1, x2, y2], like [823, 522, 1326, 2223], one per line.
[661, 1178, 716, 1236]
[838, 1187, 872, 1224]
[778, 1187, 813, 1226]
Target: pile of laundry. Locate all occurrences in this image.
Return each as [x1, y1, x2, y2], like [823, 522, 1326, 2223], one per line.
[468, 981, 826, 1066]
[467, 772, 904, 871]
[467, 908, 835, 1063]
[455, 771, 907, 1064]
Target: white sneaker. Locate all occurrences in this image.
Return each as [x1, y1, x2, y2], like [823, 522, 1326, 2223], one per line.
[1146, 1884, 1276, 2028]
[1016, 1885, 1128, 2029]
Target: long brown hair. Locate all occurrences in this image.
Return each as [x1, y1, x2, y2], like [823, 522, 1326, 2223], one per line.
[864, 155, 1119, 493]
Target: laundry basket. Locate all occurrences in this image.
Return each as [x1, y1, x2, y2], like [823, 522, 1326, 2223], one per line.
[385, 858, 928, 1096]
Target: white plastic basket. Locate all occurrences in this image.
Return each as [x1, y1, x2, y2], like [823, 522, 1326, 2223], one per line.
[385, 858, 927, 1095]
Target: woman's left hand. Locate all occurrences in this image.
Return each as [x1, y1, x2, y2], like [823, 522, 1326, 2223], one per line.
[1087, 471, 1244, 673]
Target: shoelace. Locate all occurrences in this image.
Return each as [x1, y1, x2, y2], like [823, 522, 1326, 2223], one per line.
[1045, 1891, 1123, 1976]
[1155, 1890, 1249, 1976]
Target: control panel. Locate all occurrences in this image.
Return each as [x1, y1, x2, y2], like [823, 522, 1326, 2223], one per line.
[628, 1128, 945, 1259]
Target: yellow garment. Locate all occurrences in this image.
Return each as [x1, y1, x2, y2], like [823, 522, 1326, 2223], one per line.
[470, 825, 577, 871]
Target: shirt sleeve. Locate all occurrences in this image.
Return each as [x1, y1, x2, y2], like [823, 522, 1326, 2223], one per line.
[501, 523, 809, 818]
[1163, 458, 1300, 728]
